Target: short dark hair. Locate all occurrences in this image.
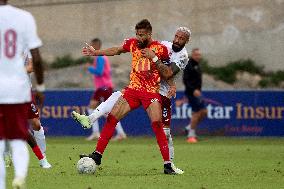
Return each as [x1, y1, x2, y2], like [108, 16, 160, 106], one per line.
[135, 19, 152, 32]
[91, 38, 101, 45]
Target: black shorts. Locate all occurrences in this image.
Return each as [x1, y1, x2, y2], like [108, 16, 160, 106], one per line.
[186, 95, 206, 112]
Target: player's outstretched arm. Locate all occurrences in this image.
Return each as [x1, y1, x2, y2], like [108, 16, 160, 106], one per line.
[82, 44, 127, 56]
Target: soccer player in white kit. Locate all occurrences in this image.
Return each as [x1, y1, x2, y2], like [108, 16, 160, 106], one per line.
[72, 27, 190, 174]
[0, 0, 45, 188]
[24, 51, 51, 168]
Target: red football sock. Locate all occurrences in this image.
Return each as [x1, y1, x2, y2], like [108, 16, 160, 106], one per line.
[32, 145, 44, 160]
[95, 114, 118, 154]
[152, 121, 170, 162]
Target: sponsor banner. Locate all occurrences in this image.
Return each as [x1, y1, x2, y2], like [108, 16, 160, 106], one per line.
[39, 90, 284, 136]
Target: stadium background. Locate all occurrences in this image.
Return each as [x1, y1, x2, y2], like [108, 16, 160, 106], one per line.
[3, 1, 284, 189]
[9, 0, 284, 137]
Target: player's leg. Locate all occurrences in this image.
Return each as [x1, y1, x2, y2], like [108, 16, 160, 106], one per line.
[161, 95, 184, 174]
[0, 106, 7, 189]
[86, 99, 100, 140]
[30, 119, 46, 155]
[187, 96, 207, 143]
[112, 121, 127, 141]
[27, 129, 51, 168]
[72, 91, 122, 129]
[4, 141, 12, 168]
[188, 108, 207, 139]
[10, 139, 29, 189]
[99, 88, 126, 140]
[3, 103, 30, 189]
[90, 91, 122, 122]
[80, 91, 136, 166]
[93, 97, 132, 161]
[28, 102, 47, 154]
[145, 99, 175, 174]
[28, 102, 51, 168]
[0, 140, 5, 189]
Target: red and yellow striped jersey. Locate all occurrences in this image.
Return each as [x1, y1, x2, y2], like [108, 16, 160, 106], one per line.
[123, 38, 169, 93]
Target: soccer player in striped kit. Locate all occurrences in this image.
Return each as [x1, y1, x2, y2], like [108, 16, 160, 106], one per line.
[73, 20, 190, 174]
[72, 19, 191, 174]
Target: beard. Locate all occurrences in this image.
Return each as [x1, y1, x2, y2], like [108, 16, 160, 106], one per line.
[137, 40, 149, 49]
[172, 43, 185, 52]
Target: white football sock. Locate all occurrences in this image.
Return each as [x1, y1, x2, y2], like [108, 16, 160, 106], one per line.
[0, 140, 6, 189]
[115, 122, 126, 136]
[88, 91, 122, 124]
[188, 128, 196, 137]
[163, 128, 174, 162]
[33, 126, 46, 155]
[10, 140, 29, 180]
[88, 109, 100, 134]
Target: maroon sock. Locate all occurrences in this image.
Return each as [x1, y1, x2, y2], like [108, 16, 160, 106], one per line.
[152, 121, 170, 162]
[95, 114, 118, 154]
[32, 145, 44, 160]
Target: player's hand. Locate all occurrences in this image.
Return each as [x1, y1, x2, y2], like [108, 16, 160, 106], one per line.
[193, 89, 201, 97]
[82, 43, 97, 56]
[141, 48, 156, 59]
[167, 85, 177, 98]
[34, 91, 45, 108]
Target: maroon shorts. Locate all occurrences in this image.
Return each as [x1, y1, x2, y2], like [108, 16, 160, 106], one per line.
[0, 103, 30, 140]
[122, 88, 162, 110]
[160, 95, 172, 126]
[28, 102, 39, 119]
[92, 87, 113, 102]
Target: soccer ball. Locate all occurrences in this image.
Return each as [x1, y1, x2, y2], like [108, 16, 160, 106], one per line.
[77, 157, 97, 174]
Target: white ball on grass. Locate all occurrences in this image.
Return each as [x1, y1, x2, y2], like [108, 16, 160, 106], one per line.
[77, 157, 97, 174]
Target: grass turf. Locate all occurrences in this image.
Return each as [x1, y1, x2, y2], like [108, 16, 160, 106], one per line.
[6, 137, 284, 189]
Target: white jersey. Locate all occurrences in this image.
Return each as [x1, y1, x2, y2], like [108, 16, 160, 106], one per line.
[0, 5, 42, 104]
[159, 41, 188, 97]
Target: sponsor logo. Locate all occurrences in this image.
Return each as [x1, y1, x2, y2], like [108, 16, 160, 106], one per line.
[151, 98, 159, 103]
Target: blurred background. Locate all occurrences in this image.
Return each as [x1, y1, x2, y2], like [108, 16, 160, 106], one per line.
[10, 0, 284, 90]
[7, 0, 284, 137]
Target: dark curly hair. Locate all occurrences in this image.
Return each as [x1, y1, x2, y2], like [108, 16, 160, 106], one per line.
[135, 19, 152, 32]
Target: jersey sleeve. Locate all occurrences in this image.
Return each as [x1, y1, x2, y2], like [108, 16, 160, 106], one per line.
[173, 53, 189, 70]
[122, 38, 134, 52]
[24, 13, 42, 50]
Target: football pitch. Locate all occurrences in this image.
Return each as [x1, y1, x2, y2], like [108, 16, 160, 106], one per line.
[6, 137, 284, 189]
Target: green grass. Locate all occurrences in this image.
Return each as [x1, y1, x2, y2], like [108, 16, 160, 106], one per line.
[6, 137, 284, 189]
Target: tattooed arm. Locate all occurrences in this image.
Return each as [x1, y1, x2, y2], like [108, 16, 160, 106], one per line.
[155, 60, 174, 79]
[166, 77, 177, 98]
[141, 48, 181, 80]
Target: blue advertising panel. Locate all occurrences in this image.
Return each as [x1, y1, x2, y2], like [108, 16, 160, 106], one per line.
[39, 90, 284, 137]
